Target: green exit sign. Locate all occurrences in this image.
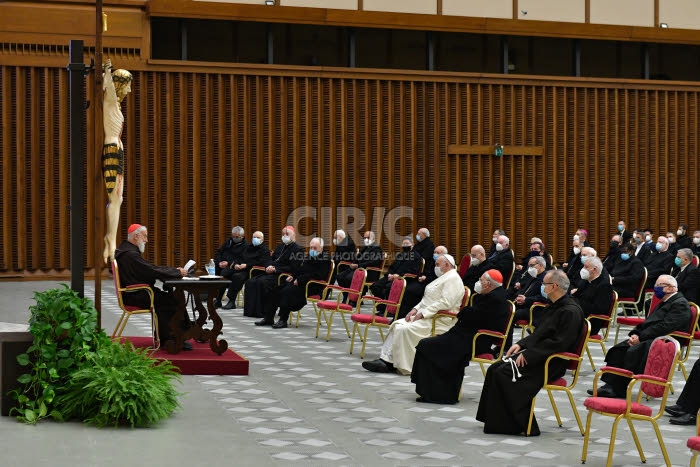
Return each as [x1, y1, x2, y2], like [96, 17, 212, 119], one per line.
[494, 144, 503, 157]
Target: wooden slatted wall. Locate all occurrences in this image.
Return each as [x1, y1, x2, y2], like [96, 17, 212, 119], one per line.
[1, 66, 699, 275]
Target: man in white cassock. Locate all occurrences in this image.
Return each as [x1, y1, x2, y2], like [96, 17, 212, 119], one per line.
[362, 254, 465, 375]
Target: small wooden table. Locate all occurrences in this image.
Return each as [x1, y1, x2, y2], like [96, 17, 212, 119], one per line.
[162, 278, 230, 355]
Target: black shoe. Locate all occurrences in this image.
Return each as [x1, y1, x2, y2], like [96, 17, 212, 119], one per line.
[182, 341, 193, 351]
[588, 384, 622, 398]
[362, 359, 393, 373]
[669, 412, 696, 425]
[214, 300, 223, 309]
[222, 301, 236, 310]
[665, 404, 688, 417]
[272, 320, 288, 329]
[255, 319, 273, 326]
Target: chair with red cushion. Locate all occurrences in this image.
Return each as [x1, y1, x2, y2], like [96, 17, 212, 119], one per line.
[349, 277, 406, 358]
[616, 267, 648, 318]
[315, 268, 366, 341]
[688, 409, 700, 467]
[430, 287, 470, 336]
[111, 259, 159, 349]
[514, 302, 547, 339]
[668, 301, 699, 380]
[525, 319, 590, 436]
[584, 291, 618, 371]
[458, 254, 471, 279]
[614, 291, 661, 345]
[471, 300, 516, 377]
[581, 335, 681, 466]
[288, 260, 335, 328]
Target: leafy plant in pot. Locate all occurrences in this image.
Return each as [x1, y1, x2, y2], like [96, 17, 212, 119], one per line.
[10, 284, 182, 426]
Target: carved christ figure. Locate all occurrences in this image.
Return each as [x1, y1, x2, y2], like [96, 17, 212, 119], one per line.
[102, 59, 132, 263]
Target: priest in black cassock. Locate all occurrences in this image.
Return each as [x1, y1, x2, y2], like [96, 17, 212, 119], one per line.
[476, 269, 584, 436]
[244, 226, 303, 319]
[411, 269, 511, 404]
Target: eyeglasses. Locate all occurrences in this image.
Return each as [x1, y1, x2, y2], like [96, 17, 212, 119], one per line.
[542, 282, 556, 287]
[656, 283, 672, 288]
[528, 263, 537, 267]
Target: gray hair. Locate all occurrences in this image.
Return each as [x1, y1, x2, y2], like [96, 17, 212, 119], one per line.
[365, 231, 376, 242]
[588, 257, 603, 271]
[582, 246, 597, 257]
[232, 226, 244, 236]
[658, 274, 677, 288]
[531, 256, 546, 268]
[334, 229, 346, 239]
[311, 237, 324, 249]
[499, 235, 510, 245]
[127, 225, 146, 241]
[435, 245, 448, 255]
[402, 236, 414, 245]
[678, 248, 693, 261]
[548, 269, 570, 292]
[253, 230, 264, 240]
[419, 227, 430, 238]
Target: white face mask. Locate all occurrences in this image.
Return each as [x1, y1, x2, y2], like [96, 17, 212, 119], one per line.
[138, 241, 146, 253]
[473, 281, 483, 294]
[364, 238, 372, 246]
[281, 235, 291, 244]
[470, 257, 481, 266]
[580, 268, 590, 281]
[694, 237, 700, 245]
[527, 266, 537, 278]
[668, 236, 675, 244]
[573, 235, 580, 241]
[495, 244, 504, 252]
[434, 266, 443, 277]
[492, 236, 498, 243]
[573, 247, 581, 255]
[677, 229, 684, 236]
[645, 235, 652, 242]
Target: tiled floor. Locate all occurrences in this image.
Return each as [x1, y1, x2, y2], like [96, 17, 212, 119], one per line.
[0, 280, 697, 466]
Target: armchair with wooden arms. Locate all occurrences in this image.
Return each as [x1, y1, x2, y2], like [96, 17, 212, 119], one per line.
[471, 301, 516, 376]
[430, 287, 470, 336]
[110, 259, 159, 349]
[581, 335, 681, 466]
[349, 277, 406, 358]
[526, 319, 590, 436]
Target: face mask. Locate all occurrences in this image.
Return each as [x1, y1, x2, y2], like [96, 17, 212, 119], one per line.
[675, 257, 682, 267]
[573, 247, 581, 255]
[332, 238, 338, 246]
[634, 236, 642, 244]
[232, 237, 243, 243]
[473, 281, 483, 294]
[677, 229, 684, 236]
[252, 238, 262, 246]
[309, 249, 319, 258]
[540, 284, 548, 299]
[573, 235, 580, 241]
[653, 285, 666, 299]
[527, 266, 537, 278]
[620, 253, 630, 261]
[580, 268, 590, 280]
[495, 244, 504, 252]
[434, 266, 443, 277]
[645, 235, 652, 242]
[529, 250, 540, 257]
[432, 253, 439, 261]
[581, 255, 589, 264]
[364, 238, 372, 246]
[402, 246, 411, 252]
[610, 241, 619, 248]
[282, 235, 291, 245]
[618, 225, 624, 232]
[668, 236, 675, 244]
[655, 242, 663, 251]
[138, 241, 146, 253]
[492, 236, 498, 243]
[695, 237, 700, 245]
[416, 234, 422, 242]
[470, 257, 481, 266]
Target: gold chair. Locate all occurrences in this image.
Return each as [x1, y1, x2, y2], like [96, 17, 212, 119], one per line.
[110, 259, 159, 349]
[584, 290, 618, 371]
[430, 287, 471, 336]
[514, 301, 547, 339]
[288, 260, 335, 328]
[688, 409, 700, 467]
[526, 319, 590, 436]
[668, 301, 699, 380]
[581, 335, 681, 466]
[616, 267, 648, 318]
[471, 301, 516, 377]
[315, 268, 367, 341]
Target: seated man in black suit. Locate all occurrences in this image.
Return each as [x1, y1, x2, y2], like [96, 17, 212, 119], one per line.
[411, 269, 510, 404]
[330, 229, 356, 286]
[413, 227, 436, 276]
[590, 275, 691, 398]
[337, 230, 384, 298]
[462, 244, 489, 291]
[676, 224, 692, 249]
[617, 220, 633, 245]
[610, 243, 645, 300]
[561, 238, 583, 282]
[506, 255, 547, 348]
[220, 230, 271, 309]
[486, 235, 514, 285]
[571, 256, 614, 335]
[213, 225, 248, 308]
[693, 230, 700, 256]
[602, 234, 622, 273]
[642, 235, 674, 289]
[633, 228, 651, 263]
[665, 357, 700, 425]
[672, 247, 700, 304]
[369, 236, 421, 300]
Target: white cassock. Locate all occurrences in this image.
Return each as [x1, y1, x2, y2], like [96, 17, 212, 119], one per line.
[379, 269, 465, 374]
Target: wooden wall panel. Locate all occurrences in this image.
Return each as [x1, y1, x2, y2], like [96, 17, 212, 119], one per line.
[1, 65, 700, 276]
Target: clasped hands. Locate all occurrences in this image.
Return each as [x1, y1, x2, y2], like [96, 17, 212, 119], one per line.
[404, 309, 424, 322]
[505, 344, 528, 367]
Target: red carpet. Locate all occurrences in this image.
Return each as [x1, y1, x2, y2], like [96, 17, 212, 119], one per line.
[117, 336, 249, 375]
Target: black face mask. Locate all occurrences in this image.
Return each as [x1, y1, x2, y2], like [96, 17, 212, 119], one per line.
[232, 237, 243, 244]
[402, 246, 412, 252]
[610, 242, 620, 249]
[529, 251, 540, 257]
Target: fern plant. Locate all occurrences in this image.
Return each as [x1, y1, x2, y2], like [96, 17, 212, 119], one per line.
[60, 341, 182, 428]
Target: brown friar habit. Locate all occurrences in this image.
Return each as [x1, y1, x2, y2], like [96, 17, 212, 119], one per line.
[476, 294, 584, 436]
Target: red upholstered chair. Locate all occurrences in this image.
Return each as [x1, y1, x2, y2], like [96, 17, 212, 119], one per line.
[688, 409, 700, 467]
[581, 335, 681, 466]
[614, 291, 661, 345]
[514, 302, 547, 339]
[526, 319, 590, 436]
[584, 290, 618, 371]
[363, 253, 387, 293]
[430, 287, 470, 336]
[616, 267, 648, 318]
[110, 259, 159, 349]
[668, 301, 699, 380]
[315, 268, 366, 341]
[288, 260, 335, 328]
[503, 261, 517, 289]
[349, 277, 406, 358]
[471, 300, 516, 377]
[458, 254, 471, 279]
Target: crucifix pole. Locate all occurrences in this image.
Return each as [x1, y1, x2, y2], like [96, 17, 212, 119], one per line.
[94, 0, 105, 327]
